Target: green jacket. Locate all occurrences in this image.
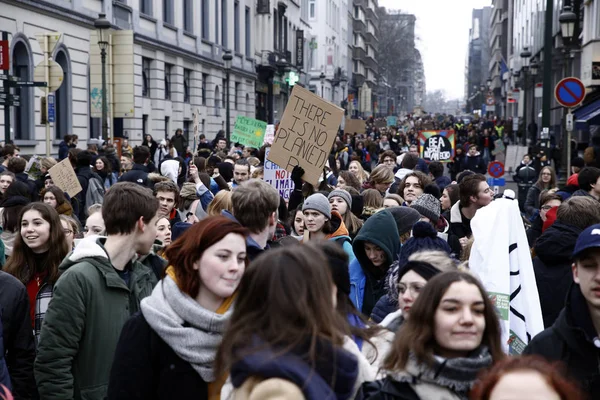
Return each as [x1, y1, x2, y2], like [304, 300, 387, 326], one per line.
[34, 237, 158, 400]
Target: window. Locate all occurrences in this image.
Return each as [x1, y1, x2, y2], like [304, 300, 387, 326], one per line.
[165, 116, 170, 139]
[163, 0, 174, 25]
[301, 0, 309, 21]
[183, 69, 191, 103]
[245, 7, 251, 56]
[12, 40, 33, 140]
[214, 85, 221, 116]
[234, 82, 240, 110]
[202, 73, 208, 105]
[222, 0, 228, 48]
[54, 49, 72, 140]
[184, 0, 193, 33]
[142, 57, 151, 97]
[183, 120, 191, 143]
[140, 0, 152, 16]
[201, 0, 209, 39]
[164, 63, 172, 100]
[273, 9, 278, 50]
[309, 0, 315, 19]
[234, 1, 240, 52]
[143, 114, 148, 137]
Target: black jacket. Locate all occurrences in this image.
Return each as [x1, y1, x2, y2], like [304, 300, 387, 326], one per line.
[74, 166, 103, 222]
[448, 201, 472, 257]
[463, 154, 486, 174]
[119, 164, 151, 188]
[108, 312, 208, 400]
[524, 185, 542, 217]
[532, 222, 582, 328]
[0, 271, 37, 399]
[15, 173, 38, 202]
[356, 378, 420, 400]
[526, 214, 544, 248]
[524, 284, 600, 398]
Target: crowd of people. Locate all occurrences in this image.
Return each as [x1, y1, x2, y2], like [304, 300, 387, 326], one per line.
[0, 114, 599, 400]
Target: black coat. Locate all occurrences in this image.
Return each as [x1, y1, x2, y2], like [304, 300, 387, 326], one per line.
[0, 271, 37, 399]
[15, 173, 38, 202]
[107, 312, 208, 400]
[532, 222, 582, 328]
[524, 284, 600, 398]
[356, 377, 420, 400]
[118, 164, 151, 188]
[463, 154, 486, 174]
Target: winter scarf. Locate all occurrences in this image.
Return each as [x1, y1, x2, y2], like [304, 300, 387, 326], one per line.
[390, 347, 492, 400]
[140, 275, 232, 382]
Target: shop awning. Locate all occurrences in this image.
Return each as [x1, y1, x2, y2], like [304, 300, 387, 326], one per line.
[574, 98, 600, 130]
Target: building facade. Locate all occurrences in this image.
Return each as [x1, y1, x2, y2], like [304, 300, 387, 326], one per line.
[488, 0, 509, 119]
[2, 0, 257, 155]
[465, 7, 492, 113]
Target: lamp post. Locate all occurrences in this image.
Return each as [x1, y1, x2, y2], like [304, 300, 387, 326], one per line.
[529, 59, 539, 143]
[341, 75, 348, 104]
[94, 14, 111, 141]
[520, 47, 532, 145]
[222, 50, 233, 144]
[320, 72, 325, 98]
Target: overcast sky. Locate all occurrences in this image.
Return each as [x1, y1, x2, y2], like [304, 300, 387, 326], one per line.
[379, 0, 492, 100]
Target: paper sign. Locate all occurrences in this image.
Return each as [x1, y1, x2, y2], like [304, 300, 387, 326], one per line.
[263, 124, 275, 145]
[418, 130, 456, 163]
[48, 158, 83, 198]
[231, 116, 267, 149]
[264, 148, 295, 200]
[387, 116, 397, 127]
[267, 85, 344, 186]
[492, 138, 506, 156]
[345, 119, 366, 135]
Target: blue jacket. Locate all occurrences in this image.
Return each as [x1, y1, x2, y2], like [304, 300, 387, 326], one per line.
[349, 210, 400, 315]
[58, 141, 70, 161]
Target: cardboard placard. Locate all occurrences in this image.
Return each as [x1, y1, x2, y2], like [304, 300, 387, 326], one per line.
[386, 116, 397, 127]
[267, 85, 344, 186]
[418, 130, 456, 163]
[345, 118, 366, 135]
[231, 116, 267, 149]
[48, 158, 83, 197]
[263, 148, 295, 200]
[375, 120, 387, 129]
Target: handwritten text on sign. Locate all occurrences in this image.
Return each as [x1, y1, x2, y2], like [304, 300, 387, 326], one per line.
[418, 130, 456, 163]
[267, 85, 344, 186]
[231, 116, 267, 149]
[264, 147, 295, 200]
[48, 158, 83, 198]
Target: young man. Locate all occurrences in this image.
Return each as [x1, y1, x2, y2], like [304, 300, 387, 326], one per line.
[7, 157, 37, 200]
[171, 128, 188, 155]
[428, 161, 451, 191]
[408, 144, 429, 173]
[448, 174, 494, 256]
[153, 181, 181, 226]
[35, 182, 159, 400]
[74, 151, 104, 221]
[230, 159, 251, 188]
[463, 144, 487, 174]
[119, 145, 151, 187]
[58, 134, 73, 160]
[0, 144, 20, 173]
[524, 223, 600, 398]
[223, 179, 280, 260]
[574, 167, 600, 200]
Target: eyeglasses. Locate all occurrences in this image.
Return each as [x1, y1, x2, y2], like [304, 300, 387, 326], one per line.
[397, 282, 425, 296]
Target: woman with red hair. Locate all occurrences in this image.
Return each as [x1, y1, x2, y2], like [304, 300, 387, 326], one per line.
[470, 355, 585, 400]
[108, 216, 248, 400]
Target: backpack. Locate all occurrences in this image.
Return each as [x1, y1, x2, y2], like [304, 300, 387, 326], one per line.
[85, 173, 105, 215]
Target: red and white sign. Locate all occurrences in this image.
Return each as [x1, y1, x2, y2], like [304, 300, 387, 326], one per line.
[0, 40, 9, 71]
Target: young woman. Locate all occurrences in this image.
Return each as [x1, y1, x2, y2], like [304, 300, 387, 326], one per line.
[206, 190, 232, 217]
[357, 271, 504, 400]
[0, 181, 32, 257]
[0, 171, 15, 198]
[525, 166, 557, 218]
[363, 165, 395, 196]
[398, 171, 432, 206]
[216, 246, 365, 399]
[4, 203, 69, 343]
[155, 216, 172, 248]
[328, 189, 363, 239]
[337, 170, 362, 192]
[60, 215, 79, 250]
[288, 206, 305, 240]
[142, 134, 159, 162]
[383, 194, 404, 208]
[108, 217, 248, 400]
[84, 204, 105, 237]
[440, 183, 460, 220]
[349, 160, 370, 185]
[361, 189, 384, 220]
[302, 193, 355, 263]
[41, 186, 73, 216]
[93, 156, 116, 189]
[526, 191, 563, 248]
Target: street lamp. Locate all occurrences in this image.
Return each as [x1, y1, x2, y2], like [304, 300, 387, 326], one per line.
[222, 50, 233, 144]
[320, 72, 325, 97]
[94, 14, 111, 141]
[520, 47, 532, 145]
[559, 6, 577, 45]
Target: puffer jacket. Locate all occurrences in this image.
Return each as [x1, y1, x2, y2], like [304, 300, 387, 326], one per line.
[35, 236, 157, 400]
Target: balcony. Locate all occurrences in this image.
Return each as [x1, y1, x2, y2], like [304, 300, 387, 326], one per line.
[353, 72, 366, 88]
[353, 45, 367, 60]
[353, 0, 367, 8]
[364, 29, 378, 45]
[365, 53, 378, 70]
[353, 18, 367, 33]
[364, 5, 378, 21]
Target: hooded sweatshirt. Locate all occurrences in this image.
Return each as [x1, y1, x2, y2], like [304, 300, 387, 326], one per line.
[160, 159, 180, 185]
[349, 210, 400, 316]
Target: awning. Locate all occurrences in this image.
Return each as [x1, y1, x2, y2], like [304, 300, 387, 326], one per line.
[574, 98, 600, 130]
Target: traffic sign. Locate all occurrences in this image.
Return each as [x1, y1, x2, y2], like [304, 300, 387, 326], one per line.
[555, 77, 586, 108]
[0, 94, 19, 101]
[0, 40, 8, 71]
[47, 93, 55, 123]
[566, 112, 574, 132]
[34, 59, 63, 92]
[488, 161, 505, 178]
[486, 95, 495, 106]
[487, 177, 506, 187]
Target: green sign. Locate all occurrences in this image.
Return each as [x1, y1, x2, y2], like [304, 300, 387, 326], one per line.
[231, 116, 267, 148]
[287, 71, 300, 86]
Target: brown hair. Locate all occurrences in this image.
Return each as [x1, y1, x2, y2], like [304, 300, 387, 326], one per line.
[362, 188, 384, 209]
[153, 181, 180, 205]
[369, 164, 395, 185]
[338, 170, 362, 192]
[207, 190, 233, 217]
[40, 157, 57, 171]
[4, 203, 69, 285]
[384, 270, 504, 370]
[41, 186, 72, 215]
[7, 157, 27, 174]
[215, 245, 348, 379]
[539, 191, 562, 207]
[556, 196, 600, 230]
[94, 156, 112, 174]
[378, 150, 397, 164]
[398, 171, 432, 197]
[231, 179, 280, 233]
[164, 216, 248, 298]
[535, 166, 557, 190]
[103, 182, 159, 235]
[459, 174, 487, 207]
[470, 355, 586, 400]
[384, 194, 404, 207]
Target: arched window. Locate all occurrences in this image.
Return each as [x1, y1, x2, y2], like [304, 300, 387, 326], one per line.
[11, 38, 33, 140]
[214, 85, 220, 116]
[54, 47, 72, 139]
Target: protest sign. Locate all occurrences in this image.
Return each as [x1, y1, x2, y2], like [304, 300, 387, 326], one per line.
[263, 124, 275, 145]
[492, 138, 506, 156]
[49, 158, 83, 197]
[386, 116, 397, 127]
[418, 130, 456, 163]
[345, 118, 366, 135]
[375, 120, 386, 129]
[267, 84, 344, 186]
[264, 147, 295, 200]
[231, 116, 267, 148]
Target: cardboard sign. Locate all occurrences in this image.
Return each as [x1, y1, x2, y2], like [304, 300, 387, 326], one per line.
[49, 158, 83, 197]
[386, 116, 397, 127]
[264, 147, 295, 200]
[345, 118, 366, 135]
[375, 120, 386, 129]
[263, 124, 275, 145]
[267, 85, 344, 186]
[231, 116, 267, 149]
[492, 138, 506, 156]
[418, 130, 456, 163]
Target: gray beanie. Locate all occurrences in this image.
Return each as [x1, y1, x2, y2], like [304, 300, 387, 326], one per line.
[388, 206, 421, 236]
[302, 193, 332, 219]
[411, 194, 441, 223]
[328, 189, 352, 208]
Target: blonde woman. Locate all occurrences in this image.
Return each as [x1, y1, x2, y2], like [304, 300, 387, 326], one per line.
[207, 190, 233, 217]
[363, 165, 395, 196]
[349, 160, 370, 185]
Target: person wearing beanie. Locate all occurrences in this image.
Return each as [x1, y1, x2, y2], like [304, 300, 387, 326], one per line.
[411, 194, 441, 224]
[329, 189, 363, 239]
[349, 209, 400, 316]
[387, 206, 421, 244]
[302, 193, 355, 263]
[369, 222, 453, 324]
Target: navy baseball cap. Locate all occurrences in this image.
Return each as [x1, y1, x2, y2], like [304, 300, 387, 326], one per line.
[572, 224, 600, 259]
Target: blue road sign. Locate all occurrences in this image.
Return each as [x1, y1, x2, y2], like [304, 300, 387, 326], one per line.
[487, 178, 506, 187]
[555, 77, 586, 108]
[48, 93, 55, 123]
